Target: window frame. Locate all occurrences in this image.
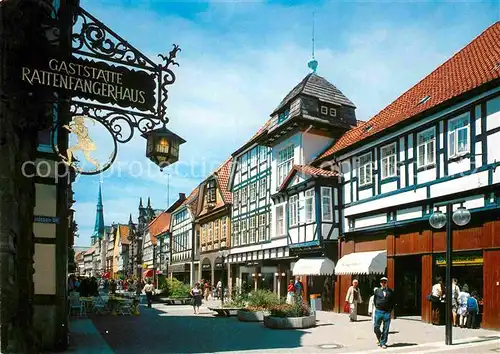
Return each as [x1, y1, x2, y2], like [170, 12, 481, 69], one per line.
[289, 195, 299, 226]
[277, 145, 295, 188]
[417, 127, 436, 168]
[259, 146, 267, 163]
[329, 108, 336, 117]
[321, 187, 333, 222]
[249, 182, 257, 202]
[259, 178, 266, 198]
[249, 216, 257, 243]
[380, 143, 397, 179]
[358, 152, 373, 187]
[275, 205, 285, 236]
[448, 114, 470, 158]
[305, 188, 315, 223]
[206, 180, 216, 203]
[259, 214, 267, 242]
[321, 106, 328, 115]
[241, 219, 248, 245]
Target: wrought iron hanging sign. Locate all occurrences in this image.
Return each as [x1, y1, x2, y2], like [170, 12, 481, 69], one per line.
[15, 5, 181, 175]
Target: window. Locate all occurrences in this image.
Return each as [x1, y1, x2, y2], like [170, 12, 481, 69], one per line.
[241, 186, 247, 202]
[259, 146, 267, 163]
[232, 221, 240, 247]
[278, 109, 290, 124]
[259, 214, 266, 241]
[241, 219, 248, 244]
[289, 195, 299, 226]
[241, 154, 248, 172]
[381, 143, 397, 179]
[321, 106, 328, 115]
[321, 187, 333, 222]
[208, 222, 213, 242]
[202, 224, 207, 244]
[417, 128, 435, 168]
[249, 182, 256, 202]
[206, 180, 216, 203]
[329, 108, 336, 117]
[221, 217, 227, 240]
[358, 152, 372, 186]
[233, 190, 239, 207]
[275, 206, 285, 236]
[259, 178, 267, 198]
[277, 145, 294, 188]
[250, 148, 257, 167]
[249, 216, 257, 243]
[448, 114, 469, 158]
[305, 189, 315, 223]
[214, 220, 219, 241]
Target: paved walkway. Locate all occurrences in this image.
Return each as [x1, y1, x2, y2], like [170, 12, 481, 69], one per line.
[63, 301, 500, 353]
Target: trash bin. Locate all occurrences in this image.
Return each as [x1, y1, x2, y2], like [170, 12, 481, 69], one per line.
[310, 294, 322, 313]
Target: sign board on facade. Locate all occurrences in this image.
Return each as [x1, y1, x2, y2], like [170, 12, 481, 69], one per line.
[34, 216, 60, 224]
[21, 57, 156, 111]
[435, 254, 483, 267]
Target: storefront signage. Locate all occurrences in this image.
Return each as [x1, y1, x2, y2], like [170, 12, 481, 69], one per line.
[34, 216, 60, 224]
[435, 254, 483, 267]
[20, 57, 155, 111]
[202, 264, 211, 270]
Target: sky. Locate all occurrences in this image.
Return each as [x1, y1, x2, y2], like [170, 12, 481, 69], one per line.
[72, 0, 500, 247]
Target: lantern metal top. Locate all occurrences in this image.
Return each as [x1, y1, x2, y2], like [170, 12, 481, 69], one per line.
[141, 126, 186, 144]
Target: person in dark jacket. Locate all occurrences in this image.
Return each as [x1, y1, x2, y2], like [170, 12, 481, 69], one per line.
[373, 277, 395, 349]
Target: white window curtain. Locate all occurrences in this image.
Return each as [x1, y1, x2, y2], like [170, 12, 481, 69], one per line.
[305, 189, 315, 223]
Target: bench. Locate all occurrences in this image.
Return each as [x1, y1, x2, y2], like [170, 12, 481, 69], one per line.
[159, 298, 192, 305]
[208, 307, 239, 317]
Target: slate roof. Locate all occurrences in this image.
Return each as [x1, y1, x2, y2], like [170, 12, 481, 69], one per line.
[272, 73, 356, 115]
[279, 164, 340, 191]
[319, 22, 500, 159]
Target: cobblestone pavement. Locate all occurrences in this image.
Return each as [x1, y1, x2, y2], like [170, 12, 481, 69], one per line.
[64, 300, 500, 353]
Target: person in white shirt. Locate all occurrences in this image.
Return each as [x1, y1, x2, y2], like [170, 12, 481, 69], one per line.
[368, 287, 378, 324]
[451, 278, 460, 327]
[216, 280, 222, 299]
[142, 280, 154, 308]
[457, 284, 470, 328]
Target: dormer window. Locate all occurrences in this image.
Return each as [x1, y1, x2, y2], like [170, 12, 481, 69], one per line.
[278, 109, 290, 124]
[329, 108, 336, 117]
[321, 106, 328, 115]
[206, 180, 216, 203]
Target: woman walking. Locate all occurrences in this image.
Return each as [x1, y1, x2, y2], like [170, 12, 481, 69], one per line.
[191, 283, 203, 315]
[286, 279, 294, 304]
[345, 279, 362, 322]
[431, 277, 445, 325]
[457, 284, 470, 328]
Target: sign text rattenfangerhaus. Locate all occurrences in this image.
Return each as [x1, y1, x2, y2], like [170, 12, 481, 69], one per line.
[21, 56, 156, 111]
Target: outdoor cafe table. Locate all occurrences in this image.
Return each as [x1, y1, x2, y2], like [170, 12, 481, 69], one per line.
[79, 297, 94, 316]
[108, 296, 140, 316]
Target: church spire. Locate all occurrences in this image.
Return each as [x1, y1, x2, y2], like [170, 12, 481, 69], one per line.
[307, 12, 318, 73]
[91, 183, 105, 240]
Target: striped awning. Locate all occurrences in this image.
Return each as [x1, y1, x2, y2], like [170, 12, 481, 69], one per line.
[335, 250, 387, 275]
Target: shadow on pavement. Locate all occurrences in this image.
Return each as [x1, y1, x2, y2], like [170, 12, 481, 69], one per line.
[92, 306, 306, 354]
[388, 342, 418, 348]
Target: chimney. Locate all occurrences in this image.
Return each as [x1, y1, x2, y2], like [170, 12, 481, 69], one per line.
[179, 193, 186, 200]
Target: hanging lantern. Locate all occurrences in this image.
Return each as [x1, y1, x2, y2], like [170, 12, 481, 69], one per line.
[142, 126, 186, 171]
[452, 206, 471, 226]
[429, 210, 447, 229]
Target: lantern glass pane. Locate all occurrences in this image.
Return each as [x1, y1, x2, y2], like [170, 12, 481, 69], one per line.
[156, 137, 170, 154]
[452, 207, 471, 226]
[429, 211, 447, 229]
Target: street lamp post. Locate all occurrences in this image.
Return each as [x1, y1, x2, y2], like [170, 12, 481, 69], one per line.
[429, 202, 471, 346]
[218, 249, 229, 306]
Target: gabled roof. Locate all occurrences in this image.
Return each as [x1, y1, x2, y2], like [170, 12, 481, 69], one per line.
[216, 157, 232, 204]
[148, 212, 171, 246]
[278, 165, 340, 192]
[118, 224, 130, 245]
[272, 73, 356, 116]
[319, 22, 500, 159]
[85, 246, 96, 256]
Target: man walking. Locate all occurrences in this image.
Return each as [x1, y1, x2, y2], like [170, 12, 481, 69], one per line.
[373, 277, 394, 349]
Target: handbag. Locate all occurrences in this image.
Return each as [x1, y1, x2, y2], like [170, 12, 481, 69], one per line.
[343, 302, 350, 313]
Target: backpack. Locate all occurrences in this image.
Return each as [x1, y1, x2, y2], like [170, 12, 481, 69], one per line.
[467, 297, 477, 313]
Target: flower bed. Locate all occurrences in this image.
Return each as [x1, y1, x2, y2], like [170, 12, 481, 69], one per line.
[263, 303, 316, 329]
[237, 307, 269, 322]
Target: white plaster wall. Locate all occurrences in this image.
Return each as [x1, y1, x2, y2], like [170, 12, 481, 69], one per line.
[487, 131, 500, 164]
[359, 188, 373, 200]
[271, 133, 301, 193]
[302, 132, 333, 164]
[475, 142, 483, 169]
[355, 214, 387, 228]
[33, 223, 56, 239]
[321, 224, 335, 239]
[381, 181, 398, 194]
[396, 207, 422, 221]
[430, 170, 489, 198]
[34, 244, 56, 295]
[417, 168, 436, 184]
[34, 184, 57, 217]
[448, 157, 470, 176]
[475, 104, 482, 135]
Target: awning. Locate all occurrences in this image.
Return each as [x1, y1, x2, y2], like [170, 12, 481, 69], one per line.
[143, 269, 154, 278]
[335, 250, 387, 275]
[292, 257, 335, 276]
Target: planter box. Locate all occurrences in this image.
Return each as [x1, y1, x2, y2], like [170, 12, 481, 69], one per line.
[237, 310, 269, 322]
[159, 298, 191, 305]
[263, 314, 316, 329]
[208, 307, 240, 317]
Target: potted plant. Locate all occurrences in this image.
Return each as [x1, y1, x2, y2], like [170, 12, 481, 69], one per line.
[160, 278, 191, 304]
[237, 290, 280, 322]
[264, 297, 316, 329]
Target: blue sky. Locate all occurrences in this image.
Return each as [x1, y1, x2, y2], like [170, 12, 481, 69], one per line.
[73, 0, 499, 246]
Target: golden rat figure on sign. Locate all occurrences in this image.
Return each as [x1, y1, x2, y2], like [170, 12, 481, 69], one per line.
[62, 115, 100, 170]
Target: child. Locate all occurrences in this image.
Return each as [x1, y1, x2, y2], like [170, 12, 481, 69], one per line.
[466, 291, 479, 329]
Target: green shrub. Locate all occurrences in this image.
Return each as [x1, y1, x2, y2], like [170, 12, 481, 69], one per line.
[163, 278, 191, 298]
[246, 290, 280, 309]
[269, 302, 311, 318]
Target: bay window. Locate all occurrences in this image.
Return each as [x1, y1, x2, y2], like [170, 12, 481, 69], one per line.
[358, 152, 373, 186]
[321, 187, 333, 222]
[381, 143, 396, 179]
[448, 114, 469, 158]
[417, 128, 435, 168]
